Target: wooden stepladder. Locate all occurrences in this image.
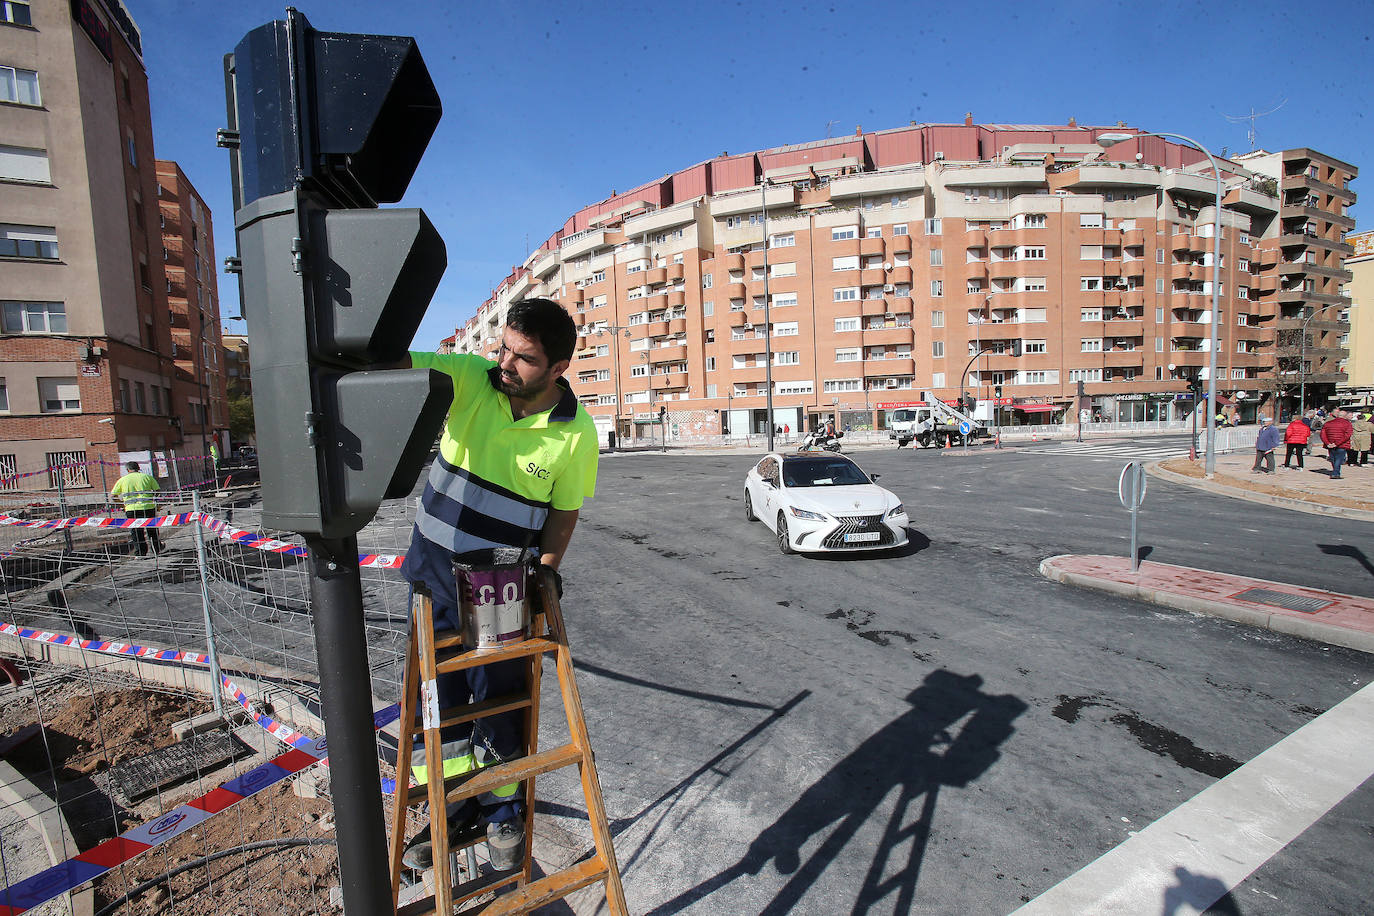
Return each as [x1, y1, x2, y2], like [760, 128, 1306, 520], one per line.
[388, 567, 627, 915]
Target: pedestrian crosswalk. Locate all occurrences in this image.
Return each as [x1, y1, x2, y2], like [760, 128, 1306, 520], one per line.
[1019, 439, 1191, 462]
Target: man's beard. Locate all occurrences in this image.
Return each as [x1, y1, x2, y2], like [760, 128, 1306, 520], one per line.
[496, 370, 551, 401]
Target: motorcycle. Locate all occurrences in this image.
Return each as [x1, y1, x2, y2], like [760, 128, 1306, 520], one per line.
[798, 430, 843, 453]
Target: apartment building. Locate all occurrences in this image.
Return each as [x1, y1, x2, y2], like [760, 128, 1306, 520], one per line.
[1344, 231, 1374, 397]
[452, 121, 1357, 440]
[1, 0, 181, 485]
[223, 333, 251, 399]
[1236, 148, 1359, 409]
[156, 159, 228, 456]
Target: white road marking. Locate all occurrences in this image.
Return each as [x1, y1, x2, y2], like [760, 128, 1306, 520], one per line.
[1020, 507, 1053, 514]
[1014, 681, 1374, 915]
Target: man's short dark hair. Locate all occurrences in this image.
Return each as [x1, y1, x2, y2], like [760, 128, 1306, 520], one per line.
[506, 298, 576, 365]
[126, 461, 140, 471]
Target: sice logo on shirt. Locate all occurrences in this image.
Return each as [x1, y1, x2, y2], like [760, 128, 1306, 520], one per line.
[526, 461, 550, 480]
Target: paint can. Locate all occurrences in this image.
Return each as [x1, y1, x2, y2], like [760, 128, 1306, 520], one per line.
[453, 548, 531, 648]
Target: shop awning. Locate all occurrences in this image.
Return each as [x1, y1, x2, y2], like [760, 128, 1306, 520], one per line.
[1014, 404, 1059, 413]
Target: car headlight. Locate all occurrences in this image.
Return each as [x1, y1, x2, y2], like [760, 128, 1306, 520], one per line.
[886, 504, 905, 518]
[788, 506, 828, 521]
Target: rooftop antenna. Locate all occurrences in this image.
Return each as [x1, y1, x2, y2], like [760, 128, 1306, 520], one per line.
[1224, 98, 1286, 152]
[825, 120, 839, 138]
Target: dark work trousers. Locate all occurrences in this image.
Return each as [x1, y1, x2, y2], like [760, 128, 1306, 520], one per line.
[1283, 444, 1305, 468]
[129, 508, 162, 555]
[429, 593, 526, 825]
[1329, 447, 1347, 478]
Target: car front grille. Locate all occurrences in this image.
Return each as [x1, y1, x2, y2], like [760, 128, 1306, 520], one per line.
[821, 514, 895, 549]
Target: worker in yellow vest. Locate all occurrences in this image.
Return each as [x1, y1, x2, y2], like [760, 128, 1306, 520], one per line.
[110, 461, 162, 556]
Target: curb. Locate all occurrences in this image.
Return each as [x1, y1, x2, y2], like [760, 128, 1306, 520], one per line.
[1146, 461, 1374, 523]
[0, 760, 95, 916]
[1038, 556, 1374, 656]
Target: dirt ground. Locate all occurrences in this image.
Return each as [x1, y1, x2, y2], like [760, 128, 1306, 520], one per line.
[1, 673, 342, 914]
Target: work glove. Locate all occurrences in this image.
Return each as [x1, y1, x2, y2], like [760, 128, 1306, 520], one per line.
[538, 563, 564, 599]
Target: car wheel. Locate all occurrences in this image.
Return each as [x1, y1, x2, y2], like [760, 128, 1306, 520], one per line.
[776, 514, 794, 555]
[744, 490, 756, 521]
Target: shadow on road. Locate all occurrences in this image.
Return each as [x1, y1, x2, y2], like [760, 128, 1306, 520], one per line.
[646, 669, 1027, 914]
[1317, 543, 1374, 579]
[1161, 865, 1242, 915]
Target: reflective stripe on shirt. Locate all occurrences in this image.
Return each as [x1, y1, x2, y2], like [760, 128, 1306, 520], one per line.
[414, 452, 550, 555]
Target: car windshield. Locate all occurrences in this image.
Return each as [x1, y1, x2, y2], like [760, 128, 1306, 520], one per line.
[782, 457, 870, 488]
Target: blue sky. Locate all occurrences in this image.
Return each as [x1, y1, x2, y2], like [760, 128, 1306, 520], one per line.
[135, 0, 1372, 349]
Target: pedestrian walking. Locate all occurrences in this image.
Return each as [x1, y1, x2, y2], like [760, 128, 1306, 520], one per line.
[1251, 418, 1280, 474]
[1351, 412, 1372, 467]
[110, 461, 162, 555]
[1319, 409, 1353, 480]
[1282, 415, 1311, 469]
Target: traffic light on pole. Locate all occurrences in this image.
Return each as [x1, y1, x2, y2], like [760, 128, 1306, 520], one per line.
[222, 10, 452, 538]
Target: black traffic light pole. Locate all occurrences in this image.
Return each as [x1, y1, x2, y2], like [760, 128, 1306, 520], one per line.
[304, 536, 392, 915]
[224, 13, 451, 915]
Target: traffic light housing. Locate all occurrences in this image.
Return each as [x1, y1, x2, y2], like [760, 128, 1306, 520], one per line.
[223, 11, 452, 538]
[1010, 340, 1023, 358]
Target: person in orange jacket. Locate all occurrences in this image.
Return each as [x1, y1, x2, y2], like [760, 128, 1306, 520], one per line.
[1282, 415, 1311, 469]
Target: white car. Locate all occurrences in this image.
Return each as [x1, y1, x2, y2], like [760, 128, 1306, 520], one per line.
[743, 452, 910, 554]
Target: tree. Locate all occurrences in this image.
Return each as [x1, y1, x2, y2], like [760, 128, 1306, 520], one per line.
[228, 394, 255, 445]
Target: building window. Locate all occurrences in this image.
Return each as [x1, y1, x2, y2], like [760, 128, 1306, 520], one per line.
[0, 144, 50, 183]
[134, 382, 146, 413]
[835, 317, 860, 332]
[1023, 214, 1046, 228]
[2, 300, 66, 333]
[38, 376, 80, 413]
[0, 377, 7, 412]
[930, 248, 943, 266]
[832, 225, 857, 241]
[1023, 340, 1046, 354]
[770, 232, 795, 248]
[770, 262, 796, 278]
[776, 381, 814, 396]
[704, 357, 716, 371]
[0, 224, 58, 260]
[0, 64, 40, 105]
[893, 224, 909, 236]
[930, 280, 943, 297]
[824, 378, 861, 392]
[835, 347, 860, 362]
[592, 269, 605, 283]
[1081, 308, 1102, 321]
[1020, 246, 1046, 260]
[1155, 338, 1164, 352]
[932, 341, 945, 358]
[931, 310, 944, 328]
[834, 287, 859, 302]
[1068, 368, 1102, 382]
[1080, 213, 1103, 228]
[1081, 277, 1102, 291]
[1019, 278, 1047, 292]
[771, 292, 798, 308]
[701, 300, 713, 317]
[866, 226, 882, 238]
[774, 351, 800, 366]
[772, 321, 799, 336]
[832, 255, 859, 271]
[126, 132, 138, 167]
[924, 219, 942, 235]
[1, 1, 32, 25]
[1081, 338, 1102, 352]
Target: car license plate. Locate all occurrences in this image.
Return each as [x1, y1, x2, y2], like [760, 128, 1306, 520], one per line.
[844, 532, 881, 543]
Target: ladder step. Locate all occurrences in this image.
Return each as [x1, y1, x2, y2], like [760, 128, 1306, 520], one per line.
[407, 743, 584, 806]
[432, 628, 464, 651]
[476, 857, 610, 915]
[435, 637, 560, 674]
[395, 867, 523, 916]
[404, 690, 534, 737]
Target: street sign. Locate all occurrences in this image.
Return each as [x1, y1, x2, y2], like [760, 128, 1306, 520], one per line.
[1118, 460, 1147, 572]
[958, 420, 973, 436]
[1118, 461, 1147, 509]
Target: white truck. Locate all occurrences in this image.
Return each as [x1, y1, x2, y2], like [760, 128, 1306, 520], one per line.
[888, 394, 989, 448]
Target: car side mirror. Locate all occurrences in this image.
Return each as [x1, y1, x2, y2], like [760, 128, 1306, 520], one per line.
[870, 473, 881, 481]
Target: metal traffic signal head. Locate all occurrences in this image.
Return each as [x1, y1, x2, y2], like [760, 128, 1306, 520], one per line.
[224, 11, 453, 539]
[1010, 339, 1023, 358]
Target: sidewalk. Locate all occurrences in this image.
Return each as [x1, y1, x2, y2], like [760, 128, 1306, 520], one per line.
[1152, 450, 1374, 522]
[1041, 555, 1374, 655]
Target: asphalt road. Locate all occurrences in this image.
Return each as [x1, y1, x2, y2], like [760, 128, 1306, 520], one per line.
[545, 438, 1374, 914]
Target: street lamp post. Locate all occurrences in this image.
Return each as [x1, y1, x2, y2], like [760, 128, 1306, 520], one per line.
[760, 178, 776, 452]
[1298, 302, 1342, 415]
[1097, 130, 1224, 477]
[593, 324, 632, 450]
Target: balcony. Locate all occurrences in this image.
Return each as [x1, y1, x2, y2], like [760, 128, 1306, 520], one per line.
[863, 326, 914, 347]
[859, 236, 885, 257]
[1171, 231, 1193, 251]
[1279, 203, 1356, 230]
[861, 298, 888, 316]
[865, 356, 916, 376]
[667, 291, 687, 309]
[887, 265, 913, 285]
[1103, 349, 1144, 368]
[1102, 318, 1144, 336]
[724, 252, 745, 271]
[644, 266, 668, 286]
[860, 267, 886, 287]
[1275, 288, 1346, 307]
[887, 234, 912, 255]
[651, 373, 687, 390]
[729, 311, 749, 327]
[887, 295, 914, 315]
[1170, 261, 1194, 280]
[725, 281, 746, 299]
[1121, 228, 1146, 247]
[667, 261, 685, 281]
[560, 229, 608, 259]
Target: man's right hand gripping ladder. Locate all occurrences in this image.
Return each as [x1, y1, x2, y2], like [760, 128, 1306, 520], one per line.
[388, 561, 627, 914]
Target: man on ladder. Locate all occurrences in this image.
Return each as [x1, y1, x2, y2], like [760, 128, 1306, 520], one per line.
[395, 298, 599, 872]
